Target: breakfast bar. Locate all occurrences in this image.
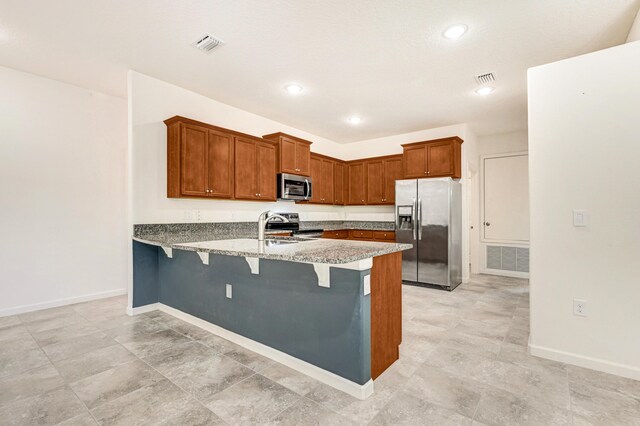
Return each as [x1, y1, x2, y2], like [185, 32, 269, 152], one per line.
[131, 231, 411, 399]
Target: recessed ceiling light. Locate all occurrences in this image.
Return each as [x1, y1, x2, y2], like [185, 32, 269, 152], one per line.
[347, 116, 362, 125]
[475, 86, 495, 96]
[443, 24, 468, 40]
[284, 83, 303, 95]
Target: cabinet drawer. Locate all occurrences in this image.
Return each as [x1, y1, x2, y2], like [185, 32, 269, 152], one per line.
[350, 230, 373, 240]
[322, 230, 349, 239]
[373, 231, 395, 241]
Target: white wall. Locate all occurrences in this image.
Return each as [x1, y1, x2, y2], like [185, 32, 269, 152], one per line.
[528, 42, 640, 379]
[627, 9, 640, 42]
[131, 72, 348, 224]
[477, 130, 528, 156]
[0, 66, 128, 315]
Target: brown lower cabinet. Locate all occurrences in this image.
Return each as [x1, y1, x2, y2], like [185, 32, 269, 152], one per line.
[321, 229, 395, 242]
[370, 252, 402, 379]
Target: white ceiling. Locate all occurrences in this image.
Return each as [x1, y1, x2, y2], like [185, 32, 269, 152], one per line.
[0, 0, 638, 142]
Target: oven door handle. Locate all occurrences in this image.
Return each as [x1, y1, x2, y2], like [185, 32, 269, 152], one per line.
[304, 179, 310, 200]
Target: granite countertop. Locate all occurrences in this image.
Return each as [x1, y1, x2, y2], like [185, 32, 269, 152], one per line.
[167, 238, 411, 264]
[132, 220, 408, 264]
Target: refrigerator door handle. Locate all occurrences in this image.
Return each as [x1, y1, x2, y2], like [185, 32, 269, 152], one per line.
[412, 197, 417, 240]
[417, 198, 423, 240]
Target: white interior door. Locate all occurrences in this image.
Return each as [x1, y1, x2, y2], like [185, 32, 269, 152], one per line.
[483, 154, 529, 242]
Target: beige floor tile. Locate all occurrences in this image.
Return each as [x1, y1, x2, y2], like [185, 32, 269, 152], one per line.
[403, 364, 484, 418]
[224, 345, 275, 372]
[0, 336, 50, 379]
[261, 363, 325, 396]
[41, 331, 117, 362]
[0, 324, 31, 343]
[0, 386, 87, 426]
[267, 397, 355, 426]
[53, 344, 137, 382]
[473, 385, 571, 426]
[91, 379, 222, 426]
[207, 374, 301, 424]
[197, 332, 242, 354]
[0, 316, 22, 330]
[115, 328, 192, 358]
[0, 363, 64, 405]
[69, 359, 165, 409]
[30, 321, 100, 346]
[569, 379, 640, 425]
[144, 341, 254, 403]
[370, 390, 474, 425]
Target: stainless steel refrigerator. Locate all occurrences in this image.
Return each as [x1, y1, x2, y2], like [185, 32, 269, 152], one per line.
[395, 178, 462, 290]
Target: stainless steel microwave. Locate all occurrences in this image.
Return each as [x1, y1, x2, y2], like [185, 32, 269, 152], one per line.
[277, 173, 312, 201]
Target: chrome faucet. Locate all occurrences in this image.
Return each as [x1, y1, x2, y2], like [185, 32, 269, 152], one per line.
[257, 211, 289, 241]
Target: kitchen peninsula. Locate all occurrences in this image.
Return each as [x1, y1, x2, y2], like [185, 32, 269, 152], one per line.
[131, 221, 411, 399]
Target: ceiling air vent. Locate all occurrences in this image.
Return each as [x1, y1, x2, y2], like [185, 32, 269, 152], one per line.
[192, 34, 223, 52]
[475, 72, 496, 85]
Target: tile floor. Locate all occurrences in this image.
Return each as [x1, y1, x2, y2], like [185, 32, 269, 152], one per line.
[1, 275, 639, 425]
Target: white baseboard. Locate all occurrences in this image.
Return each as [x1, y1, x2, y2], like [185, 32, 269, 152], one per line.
[126, 303, 160, 316]
[0, 288, 127, 317]
[480, 268, 529, 279]
[138, 303, 374, 400]
[529, 343, 640, 381]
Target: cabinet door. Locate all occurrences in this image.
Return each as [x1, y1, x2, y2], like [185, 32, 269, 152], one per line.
[295, 142, 311, 176]
[334, 162, 345, 204]
[348, 162, 366, 205]
[321, 159, 334, 204]
[309, 155, 322, 203]
[403, 145, 427, 178]
[366, 160, 384, 204]
[181, 124, 209, 197]
[426, 140, 455, 177]
[383, 157, 403, 204]
[257, 142, 277, 200]
[207, 130, 234, 198]
[234, 137, 258, 199]
[279, 138, 297, 174]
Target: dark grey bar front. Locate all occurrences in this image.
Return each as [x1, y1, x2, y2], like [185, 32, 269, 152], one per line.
[132, 241, 371, 385]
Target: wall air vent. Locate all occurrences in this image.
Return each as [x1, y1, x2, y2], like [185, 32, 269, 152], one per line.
[192, 34, 223, 52]
[475, 72, 496, 85]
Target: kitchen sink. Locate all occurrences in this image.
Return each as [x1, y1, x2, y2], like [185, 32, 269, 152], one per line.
[264, 239, 300, 246]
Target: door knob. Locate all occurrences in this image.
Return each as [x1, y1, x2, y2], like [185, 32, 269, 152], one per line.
[484, 222, 491, 226]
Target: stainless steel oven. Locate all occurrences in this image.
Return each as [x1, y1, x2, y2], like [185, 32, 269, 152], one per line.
[277, 173, 312, 201]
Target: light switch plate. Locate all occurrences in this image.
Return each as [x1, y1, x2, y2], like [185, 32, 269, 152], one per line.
[573, 210, 588, 227]
[225, 284, 232, 299]
[363, 275, 371, 295]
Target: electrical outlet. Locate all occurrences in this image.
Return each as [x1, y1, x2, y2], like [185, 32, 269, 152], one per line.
[573, 299, 587, 316]
[225, 284, 232, 299]
[183, 210, 193, 221]
[195, 210, 202, 222]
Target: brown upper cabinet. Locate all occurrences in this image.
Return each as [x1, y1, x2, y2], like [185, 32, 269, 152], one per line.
[402, 137, 463, 179]
[234, 137, 277, 201]
[262, 132, 312, 176]
[347, 161, 367, 205]
[334, 161, 347, 205]
[364, 155, 403, 205]
[307, 153, 336, 204]
[166, 118, 234, 199]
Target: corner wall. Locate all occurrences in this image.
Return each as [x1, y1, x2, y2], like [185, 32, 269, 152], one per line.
[0, 66, 128, 315]
[528, 42, 640, 379]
